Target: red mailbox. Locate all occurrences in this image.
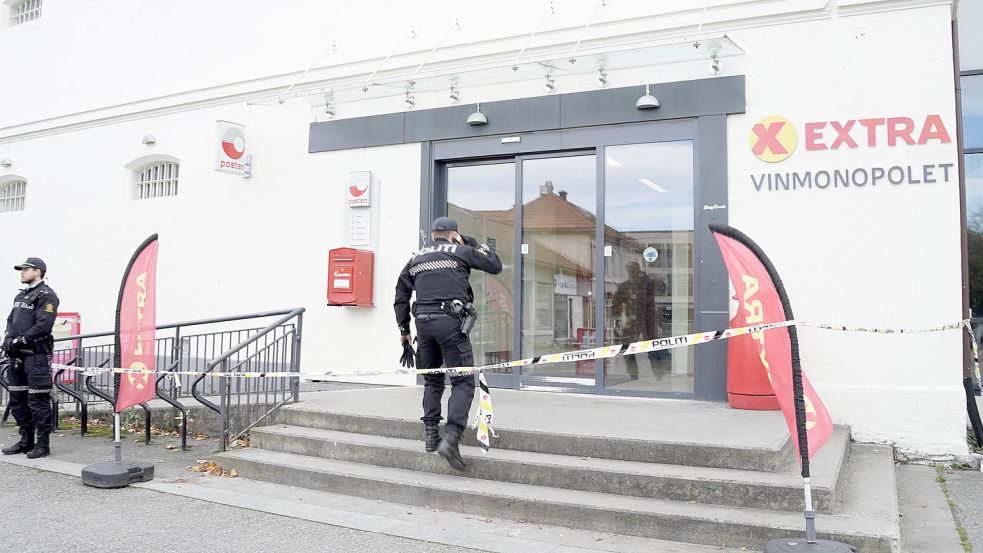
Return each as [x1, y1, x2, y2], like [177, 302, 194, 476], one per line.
[327, 248, 374, 307]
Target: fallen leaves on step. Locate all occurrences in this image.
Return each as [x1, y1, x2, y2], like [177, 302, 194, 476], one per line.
[187, 460, 238, 478]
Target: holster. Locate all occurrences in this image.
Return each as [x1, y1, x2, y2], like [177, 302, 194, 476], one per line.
[460, 303, 477, 334]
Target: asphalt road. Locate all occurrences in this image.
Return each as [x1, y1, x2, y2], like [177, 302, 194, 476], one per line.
[0, 463, 482, 553]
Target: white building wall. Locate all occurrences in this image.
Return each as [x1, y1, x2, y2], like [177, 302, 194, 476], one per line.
[0, 0, 968, 456]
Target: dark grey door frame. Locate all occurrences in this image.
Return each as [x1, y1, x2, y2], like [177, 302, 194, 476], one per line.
[425, 118, 729, 400]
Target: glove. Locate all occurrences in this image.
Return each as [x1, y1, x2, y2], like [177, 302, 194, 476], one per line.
[461, 235, 479, 248]
[399, 339, 416, 369]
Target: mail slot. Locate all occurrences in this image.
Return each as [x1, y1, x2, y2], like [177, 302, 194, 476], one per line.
[327, 247, 374, 307]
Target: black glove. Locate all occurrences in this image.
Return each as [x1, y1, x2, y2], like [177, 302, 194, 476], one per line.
[461, 235, 479, 248]
[399, 339, 416, 369]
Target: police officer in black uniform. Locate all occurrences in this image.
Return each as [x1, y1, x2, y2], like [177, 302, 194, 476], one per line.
[2, 257, 59, 458]
[394, 217, 502, 470]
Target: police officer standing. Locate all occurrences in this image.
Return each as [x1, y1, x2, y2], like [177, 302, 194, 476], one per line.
[394, 217, 502, 470]
[2, 257, 59, 458]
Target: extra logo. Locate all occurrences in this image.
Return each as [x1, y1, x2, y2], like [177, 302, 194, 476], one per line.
[750, 116, 798, 163]
[749, 114, 951, 163]
[221, 127, 246, 160]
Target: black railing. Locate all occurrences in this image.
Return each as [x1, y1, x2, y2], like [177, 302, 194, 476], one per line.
[32, 308, 305, 451]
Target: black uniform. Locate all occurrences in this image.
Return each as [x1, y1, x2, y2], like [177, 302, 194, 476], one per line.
[3, 281, 59, 433]
[394, 238, 502, 434]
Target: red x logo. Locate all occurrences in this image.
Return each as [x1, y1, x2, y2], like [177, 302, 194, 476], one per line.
[751, 122, 788, 155]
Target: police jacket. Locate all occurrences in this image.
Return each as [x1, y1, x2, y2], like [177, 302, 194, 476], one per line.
[394, 238, 503, 334]
[5, 282, 59, 346]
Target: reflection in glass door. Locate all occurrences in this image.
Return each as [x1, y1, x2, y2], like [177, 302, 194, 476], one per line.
[602, 141, 695, 393]
[518, 154, 597, 390]
[446, 162, 516, 386]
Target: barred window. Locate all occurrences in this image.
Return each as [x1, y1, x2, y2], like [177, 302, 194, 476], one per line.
[11, 0, 41, 25]
[135, 162, 179, 200]
[0, 180, 26, 213]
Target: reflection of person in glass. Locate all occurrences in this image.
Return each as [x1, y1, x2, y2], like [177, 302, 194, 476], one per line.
[613, 261, 665, 380]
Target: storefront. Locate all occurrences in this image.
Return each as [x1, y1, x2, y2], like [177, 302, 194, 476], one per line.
[0, 0, 976, 456]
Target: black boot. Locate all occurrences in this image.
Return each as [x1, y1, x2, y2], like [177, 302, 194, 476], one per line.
[424, 423, 442, 453]
[2, 426, 35, 455]
[437, 426, 466, 471]
[26, 430, 49, 459]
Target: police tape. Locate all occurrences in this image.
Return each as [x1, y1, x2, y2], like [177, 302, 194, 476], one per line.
[50, 318, 977, 380]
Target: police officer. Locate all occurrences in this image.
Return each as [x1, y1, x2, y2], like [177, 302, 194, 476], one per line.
[2, 257, 59, 458]
[394, 217, 502, 470]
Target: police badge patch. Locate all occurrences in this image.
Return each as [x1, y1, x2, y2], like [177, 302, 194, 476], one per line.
[45, 303, 54, 313]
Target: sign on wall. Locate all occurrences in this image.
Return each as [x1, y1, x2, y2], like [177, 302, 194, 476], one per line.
[748, 113, 954, 192]
[215, 120, 252, 177]
[346, 171, 373, 246]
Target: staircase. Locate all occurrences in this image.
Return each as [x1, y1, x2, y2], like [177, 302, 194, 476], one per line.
[212, 388, 900, 552]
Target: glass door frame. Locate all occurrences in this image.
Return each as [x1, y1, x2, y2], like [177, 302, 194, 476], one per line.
[425, 118, 730, 400]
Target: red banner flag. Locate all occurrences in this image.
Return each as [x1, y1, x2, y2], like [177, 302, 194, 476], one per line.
[710, 225, 833, 466]
[114, 235, 159, 412]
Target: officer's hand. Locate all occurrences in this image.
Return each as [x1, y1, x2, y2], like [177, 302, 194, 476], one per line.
[461, 235, 479, 248]
[400, 333, 411, 345]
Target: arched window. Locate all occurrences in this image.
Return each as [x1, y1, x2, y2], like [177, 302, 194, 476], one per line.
[0, 178, 26, 213]
[134, 160, 180, 200]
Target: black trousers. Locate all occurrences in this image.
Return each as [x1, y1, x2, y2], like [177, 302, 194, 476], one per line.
[7, 353, 53, 432]
[416, 315, 475, 433]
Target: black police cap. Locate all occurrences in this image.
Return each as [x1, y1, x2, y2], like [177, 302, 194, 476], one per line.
[431, 217, 459, 231]
[14, 257, 46, 272]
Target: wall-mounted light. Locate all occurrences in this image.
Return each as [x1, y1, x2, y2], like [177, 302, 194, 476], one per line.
[596, 69, 608, 88]
[449, 86, 461, 104]
[141, 135, 156, 145]
[404, 90, 416, 110]
[635, 84, 660, 110]
[709, 53, 722, 75]
[544, 74, 556, 94]
[0, 158, 11, 168]
[324, 103, 337, 119]
[466, 103, 488, 126]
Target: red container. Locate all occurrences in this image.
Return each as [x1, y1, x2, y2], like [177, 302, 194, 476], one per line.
[327, 248, 374, 307]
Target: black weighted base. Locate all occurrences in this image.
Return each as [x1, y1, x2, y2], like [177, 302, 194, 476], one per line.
[763, 539, 856, 553]
[81, 460, 155, 488]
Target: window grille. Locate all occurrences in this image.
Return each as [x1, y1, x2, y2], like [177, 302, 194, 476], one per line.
[136, 162, 179, 200]
[0, 180, 26, 213]
[12, 0, 41, 25]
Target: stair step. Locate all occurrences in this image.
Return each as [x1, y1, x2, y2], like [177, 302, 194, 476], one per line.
[213, 446, 898, 552]
[252, 424, 849, 513]
[278, 402, 793, 471]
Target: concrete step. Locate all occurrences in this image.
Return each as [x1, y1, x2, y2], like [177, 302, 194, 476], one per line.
[277, 402, 793, 471]
[213, 445, 899, 552]
[251, 423, 850, 513]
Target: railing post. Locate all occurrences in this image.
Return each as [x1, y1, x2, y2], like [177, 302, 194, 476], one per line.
[219, 358, 229, 453]
[292, 312, 303, 403]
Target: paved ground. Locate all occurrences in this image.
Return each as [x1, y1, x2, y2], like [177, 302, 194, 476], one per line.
[0, 463, 480, 553]
[943, 467, 983, 551]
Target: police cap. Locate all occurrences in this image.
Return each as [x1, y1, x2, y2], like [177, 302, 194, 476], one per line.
[431, 217, 459, 231]
[14, 257, 46, 272]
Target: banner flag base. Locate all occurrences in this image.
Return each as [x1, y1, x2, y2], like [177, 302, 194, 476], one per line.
[763, 539, 856, 552]
[81, 460, 155, 488]
[81, 412, 155, 488]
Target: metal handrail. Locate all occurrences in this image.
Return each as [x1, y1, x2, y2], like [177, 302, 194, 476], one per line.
[52, 308, 304, 344]
[190, 307, 305, 451]
[53, 356, 84, 434]
[154, 359, 188, 451]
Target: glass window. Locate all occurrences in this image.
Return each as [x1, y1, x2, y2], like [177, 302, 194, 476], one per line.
[964, 75, 983, 150]
[446, 162, 516, 368]
[602, 141, 695, 393]
[967, 154, 983, 316]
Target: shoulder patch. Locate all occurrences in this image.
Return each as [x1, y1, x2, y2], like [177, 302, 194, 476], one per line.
[45, 303, 55, 313]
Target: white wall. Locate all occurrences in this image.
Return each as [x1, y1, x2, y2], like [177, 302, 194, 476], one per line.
[728, 4, 965, 456]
